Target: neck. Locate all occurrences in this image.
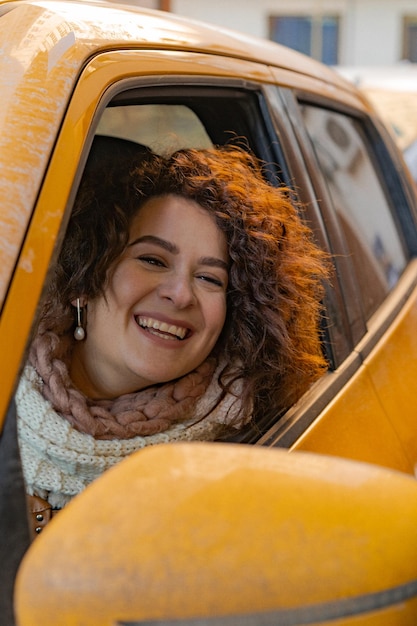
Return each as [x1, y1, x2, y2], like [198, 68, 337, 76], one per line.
[69, 344, 126, 400]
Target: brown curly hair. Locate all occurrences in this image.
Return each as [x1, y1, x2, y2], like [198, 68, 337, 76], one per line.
[44, 140, 329, 426]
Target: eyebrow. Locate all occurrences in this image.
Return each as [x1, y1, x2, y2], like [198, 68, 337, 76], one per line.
[129, 235, 229, 271]
[129, 235, 177, 254]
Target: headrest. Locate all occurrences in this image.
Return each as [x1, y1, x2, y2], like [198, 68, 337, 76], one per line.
[85, 134, 152, 175]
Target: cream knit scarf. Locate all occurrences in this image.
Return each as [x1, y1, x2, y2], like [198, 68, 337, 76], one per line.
[16, 329, 248, 509]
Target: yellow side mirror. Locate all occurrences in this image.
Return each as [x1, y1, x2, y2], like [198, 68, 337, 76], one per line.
[15, 443, 417, 625]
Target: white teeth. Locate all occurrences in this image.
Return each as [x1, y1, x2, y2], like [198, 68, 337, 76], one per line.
[138, 316, 187, 340]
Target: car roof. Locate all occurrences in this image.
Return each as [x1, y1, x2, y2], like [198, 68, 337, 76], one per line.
[0, 0, 351, 90]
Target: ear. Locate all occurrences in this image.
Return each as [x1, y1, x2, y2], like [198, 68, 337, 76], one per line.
[70, 297, 87, 308]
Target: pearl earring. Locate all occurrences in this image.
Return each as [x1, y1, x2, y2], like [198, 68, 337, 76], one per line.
[73, 298, 86, 341]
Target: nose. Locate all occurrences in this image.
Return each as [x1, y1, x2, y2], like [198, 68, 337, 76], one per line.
[157, 272, 196, 308]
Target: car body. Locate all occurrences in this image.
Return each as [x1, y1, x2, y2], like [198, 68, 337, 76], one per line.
[2, 0, 417, 472]
[2, 0, 417, 623]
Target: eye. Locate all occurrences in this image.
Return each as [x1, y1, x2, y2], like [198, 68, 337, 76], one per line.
[138, 255, 166, 268]
[197, 274, 226, 289]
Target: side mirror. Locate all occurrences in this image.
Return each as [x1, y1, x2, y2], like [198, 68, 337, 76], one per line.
[15, 443, 417, 625]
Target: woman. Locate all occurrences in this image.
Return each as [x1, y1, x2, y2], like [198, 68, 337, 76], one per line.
[16, 138, 328, 536]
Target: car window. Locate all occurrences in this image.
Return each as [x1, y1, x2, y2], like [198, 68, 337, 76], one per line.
[45, 82, 311, 442]
[300, 105, 408, 319]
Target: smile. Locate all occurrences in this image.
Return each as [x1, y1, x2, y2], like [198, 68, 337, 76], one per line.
[136, 316, 188, 341]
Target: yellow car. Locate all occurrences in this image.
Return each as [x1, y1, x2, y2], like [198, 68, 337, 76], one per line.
[2, 1, 417, 624]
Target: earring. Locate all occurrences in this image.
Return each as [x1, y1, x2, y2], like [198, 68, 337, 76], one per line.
[73, 298, 86, 341]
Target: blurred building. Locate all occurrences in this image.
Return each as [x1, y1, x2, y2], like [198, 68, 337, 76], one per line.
[167, 0, 417, 68]
[113, 0, 171, 10]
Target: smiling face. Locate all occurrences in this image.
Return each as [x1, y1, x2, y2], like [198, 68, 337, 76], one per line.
[70, 194, 229, 399]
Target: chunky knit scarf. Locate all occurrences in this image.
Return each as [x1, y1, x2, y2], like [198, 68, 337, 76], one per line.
[16, 328, 248, 509]
[29, 327, 228, 439]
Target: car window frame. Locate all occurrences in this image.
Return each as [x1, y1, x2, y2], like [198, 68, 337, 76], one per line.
[96, 79, 362, 443]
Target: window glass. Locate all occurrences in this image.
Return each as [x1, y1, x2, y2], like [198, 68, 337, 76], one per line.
[270, 16, 311, 57]
[97, 104, 213, 154]
[321, 17, 339, 66]
[403, 16, 417, 62]
[269, 15, 339, 65]
[301, 105, 408, 319]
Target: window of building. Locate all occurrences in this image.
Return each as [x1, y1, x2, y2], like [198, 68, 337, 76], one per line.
[403, 16, 417, 62]
[269, 15, 339, 65]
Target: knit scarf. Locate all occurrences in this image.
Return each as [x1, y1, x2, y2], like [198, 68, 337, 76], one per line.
[16, 328, 248, 508]
[28, 327, 230, 439]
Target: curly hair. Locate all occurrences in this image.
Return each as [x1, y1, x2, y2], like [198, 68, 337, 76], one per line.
[44, 140, 329, 426]
[130, 147, 329, 423]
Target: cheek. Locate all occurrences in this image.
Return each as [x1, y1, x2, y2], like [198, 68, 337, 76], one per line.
[85, 297, 112, 333]
[86, 271, 136, 327]
[106, 262, 147, 304]
[206, 295, 227, 337]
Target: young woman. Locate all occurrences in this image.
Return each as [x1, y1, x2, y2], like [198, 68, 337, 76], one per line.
[16, 138, 328, 536]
